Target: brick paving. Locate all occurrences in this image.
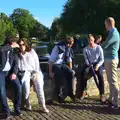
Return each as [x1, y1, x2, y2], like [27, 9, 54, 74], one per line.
[1, 98, 120, 120]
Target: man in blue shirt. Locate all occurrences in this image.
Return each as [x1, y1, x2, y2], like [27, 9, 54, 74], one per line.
[49, 36, 75, 102]
[102, 17, 120, 109]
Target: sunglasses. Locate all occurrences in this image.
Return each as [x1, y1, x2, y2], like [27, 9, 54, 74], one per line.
[19, 44, 25, 47]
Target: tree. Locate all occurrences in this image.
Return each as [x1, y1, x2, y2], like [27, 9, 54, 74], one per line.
[59, 0, 120, 36]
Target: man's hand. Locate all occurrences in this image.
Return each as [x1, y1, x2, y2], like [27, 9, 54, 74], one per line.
[11, 42, 19, 48]
[95, 65, 99, 71]
[49, 71, 54, 79]
[10, 74, 16, 80]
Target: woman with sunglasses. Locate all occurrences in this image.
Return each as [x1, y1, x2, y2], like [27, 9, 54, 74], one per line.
[17, 38, 49, 113]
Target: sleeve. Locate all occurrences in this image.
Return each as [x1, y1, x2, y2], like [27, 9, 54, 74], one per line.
[97, 46, 104, 68]
[11, 54, 18, 75]
[101, 33, 116, 49]
[31, 49, 40, 72]
[83, 47, 89, 65]
[0, 45, 12, 52]
[49, 45, 58, 63]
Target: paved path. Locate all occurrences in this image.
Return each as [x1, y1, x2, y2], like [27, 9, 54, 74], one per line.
[1, 98, 120, 120]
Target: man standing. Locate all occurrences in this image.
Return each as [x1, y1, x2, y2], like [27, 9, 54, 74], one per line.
[102, 17, 120, 109]
[0, 37, 22, 119]
[49, 36, 75, 102]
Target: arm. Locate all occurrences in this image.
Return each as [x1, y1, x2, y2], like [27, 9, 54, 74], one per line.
[97, 46, 104, 68]
[101, 33, 116, 49]
[83, 47, 89, 66]
[11, 54, 18, 75]
[0, 45, 12, 52]
[31, 49, 40, 72]
[48, 46, 58, 78]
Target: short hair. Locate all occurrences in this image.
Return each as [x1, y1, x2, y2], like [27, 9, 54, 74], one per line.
[105, 17, 115, 26]
[88, 34, 95, 39]
[95, 35, 102, 40]
[4, 37, 19, 45]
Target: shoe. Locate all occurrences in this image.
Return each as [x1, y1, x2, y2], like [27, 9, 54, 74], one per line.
[111, 104, 118, 109]
[43, 107, 49, 113]
[15, 110, 22, 116]
[102, 99, 112, 106]
[26, 105, 32, 111]
[80, 91, 87, 100]
[100, 95, 106, 103]
[5, 113, 11, 120]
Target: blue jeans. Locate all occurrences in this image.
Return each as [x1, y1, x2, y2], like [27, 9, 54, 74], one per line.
[0, 71, 22, 114]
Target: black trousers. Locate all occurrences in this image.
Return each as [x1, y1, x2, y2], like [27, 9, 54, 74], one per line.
[81, 63, 104, 95]
[52, 64, 74, 99]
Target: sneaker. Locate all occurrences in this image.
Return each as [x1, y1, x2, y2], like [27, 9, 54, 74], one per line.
[103, 99, 112, 106]
[5, 113, 12, 120]
[43, 107, 49, 113]
[80, 91, 87, 100]
[111, 104, 118, 109]
[100, 95, 106, 103]
[26, 105, 32, 111]
[15, 110, 22, 116]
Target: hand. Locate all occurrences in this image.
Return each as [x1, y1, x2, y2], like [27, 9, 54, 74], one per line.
[11, 42, 19, 48]
[95, 65, 99, 71]
[10, 74, 16, 80]
[49, 71, 54, 79]
[32, 72, 38, 82]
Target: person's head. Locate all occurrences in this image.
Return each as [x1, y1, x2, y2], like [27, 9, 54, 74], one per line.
[65, 36, 74, 48]
[4, 36, 18, 46]
[18, 38, 31, 53]
[95, 35, 102, 44]
[105, 17, 115, 31]
[88, 34, 95, 46]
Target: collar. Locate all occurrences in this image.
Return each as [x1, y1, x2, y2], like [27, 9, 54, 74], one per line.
[109, 28, 116, 33]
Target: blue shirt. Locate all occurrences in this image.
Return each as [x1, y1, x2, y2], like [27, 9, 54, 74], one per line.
[83, 44, 104, 67]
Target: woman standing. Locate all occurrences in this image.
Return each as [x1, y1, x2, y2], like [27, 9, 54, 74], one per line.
[18, 38, 49, 113]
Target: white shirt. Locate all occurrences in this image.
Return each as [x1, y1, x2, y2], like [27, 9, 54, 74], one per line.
[49, 45, 72, 64]
[18, 49, 40, 72]
[3, 51, 11, 71]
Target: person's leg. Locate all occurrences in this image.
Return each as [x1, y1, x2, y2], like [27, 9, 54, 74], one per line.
[52, 64, 66, 100]
[61, 64, 74, 98]
[80, 64, 89, 98]
[33, 71, 49, 113]
[104, 60, 113, 103]
[0, 72, 10, 115]
[10, 77, 22, 114]
[111, 59, 119, 107]
[22, 71, 31, 110]
[95, 66, 104, 101]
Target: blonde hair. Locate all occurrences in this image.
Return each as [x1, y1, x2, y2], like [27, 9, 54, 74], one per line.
[105, 17, 115, 26]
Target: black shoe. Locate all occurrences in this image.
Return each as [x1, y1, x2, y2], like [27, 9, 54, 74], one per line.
[111, 104, 118, 109]
[5, 113, 12, 120]
[15, 110, 22, 116]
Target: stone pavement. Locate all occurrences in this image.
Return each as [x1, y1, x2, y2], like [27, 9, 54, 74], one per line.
[1, 98, 120, 120]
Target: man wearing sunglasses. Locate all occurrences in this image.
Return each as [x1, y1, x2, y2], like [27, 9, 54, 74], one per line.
[0, 37, 22, 119]
[49, 36, 75, 103]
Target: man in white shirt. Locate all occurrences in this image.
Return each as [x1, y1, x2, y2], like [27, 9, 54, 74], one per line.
[49, 36, 75, 102]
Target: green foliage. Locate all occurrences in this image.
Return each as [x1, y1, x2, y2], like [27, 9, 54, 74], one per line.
[56, 0, 120, 37]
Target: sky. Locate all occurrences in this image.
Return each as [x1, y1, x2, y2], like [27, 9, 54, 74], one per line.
[0, 0, 67, 28]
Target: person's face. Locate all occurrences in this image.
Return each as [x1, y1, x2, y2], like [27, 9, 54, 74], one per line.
[88, 36, 95, 45]
[66, 40, 74, 48]
[19, 41, 26, 53]
[105, 21, 110, 31]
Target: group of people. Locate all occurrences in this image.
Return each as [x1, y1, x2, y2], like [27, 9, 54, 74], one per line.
[0, 37, 49, 119]
[49, 17, 120, 110]
[0, 16, 119, 119]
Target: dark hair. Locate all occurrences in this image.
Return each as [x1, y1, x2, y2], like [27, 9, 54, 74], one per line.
[18, 38, 31, 52]
[87, 34, 95, 39]
[4, 37, 19, 45]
